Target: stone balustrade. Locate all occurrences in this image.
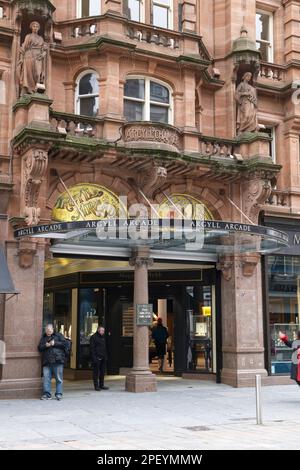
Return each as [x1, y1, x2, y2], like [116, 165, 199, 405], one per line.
[123, 122, 182, 152]
[70, 19, 99, 38]
[199, 136, 237, 158]
[266, 189, 291, 207]
[126, 23, 181, 50]
[50, 111, 103, 139]
[259, 62, 285, 82]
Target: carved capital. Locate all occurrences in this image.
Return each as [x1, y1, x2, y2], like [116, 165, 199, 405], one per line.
[217, 257, 233, 281]
[22, 148, 48, 225]
[129, 247, 153, 268]
[241, 253, 260, 277]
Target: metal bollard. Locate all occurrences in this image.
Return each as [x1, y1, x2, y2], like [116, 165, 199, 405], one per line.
[255, 374, 263, 425]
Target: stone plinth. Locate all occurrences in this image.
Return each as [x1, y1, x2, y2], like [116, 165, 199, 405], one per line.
[13, 94, 53, 137]
[237, 132, 272, 160]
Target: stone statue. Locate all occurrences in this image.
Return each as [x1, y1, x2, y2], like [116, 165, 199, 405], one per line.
[17, 21, 47, 96]
[235, 72, 258, 134]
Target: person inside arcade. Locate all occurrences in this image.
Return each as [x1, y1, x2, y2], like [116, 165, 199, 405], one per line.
[279, 331, 300, 386]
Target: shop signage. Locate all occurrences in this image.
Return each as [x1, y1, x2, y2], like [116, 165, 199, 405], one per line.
[136, 304, 153, 326]
[13, 218, 289, 245]
[264, 217, 300, 256]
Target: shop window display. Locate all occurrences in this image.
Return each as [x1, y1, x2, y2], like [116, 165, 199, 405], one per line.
[78, 288, 105, 369]
[186, 286, 213, 373]
[268, 255, 300, 374]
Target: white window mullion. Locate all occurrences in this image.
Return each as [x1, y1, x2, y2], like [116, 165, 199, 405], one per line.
[145, 79, 150, 121]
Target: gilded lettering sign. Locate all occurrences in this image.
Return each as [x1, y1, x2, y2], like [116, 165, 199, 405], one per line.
[52, 184, 125, 222]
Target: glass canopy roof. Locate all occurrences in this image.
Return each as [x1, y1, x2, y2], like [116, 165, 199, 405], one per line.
[14, 219, 289, 256]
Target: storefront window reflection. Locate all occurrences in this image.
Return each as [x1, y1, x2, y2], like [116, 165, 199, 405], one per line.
[186, 286, 213, 373]
[43, 290, 71, 338]
[78, 288, 105, 369]
[268, 255, 300, 375]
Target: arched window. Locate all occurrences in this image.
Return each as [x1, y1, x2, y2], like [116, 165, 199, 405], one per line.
[77, 0, 101, 18]
[124, 77, 172, 124]
[75, 72, 99, 117]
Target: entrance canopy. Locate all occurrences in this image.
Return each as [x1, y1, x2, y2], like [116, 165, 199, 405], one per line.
[14, 218, 289, 257]
[0, 246, 19, 295]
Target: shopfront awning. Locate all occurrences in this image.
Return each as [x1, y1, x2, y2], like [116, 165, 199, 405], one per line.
[13, 219, 290, 259]
[0, 246, 19, 296]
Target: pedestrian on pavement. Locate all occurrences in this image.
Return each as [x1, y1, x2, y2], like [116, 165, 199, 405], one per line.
[152, 318, 169, 372]
[90, 326, 109, 391]
[279, 331, 300, 386]
[38, 324, 68, 401]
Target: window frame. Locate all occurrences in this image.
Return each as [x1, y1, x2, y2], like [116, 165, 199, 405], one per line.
[152, 0, 173, 30]
[264, 125, 276, 163]
[76, 0, 101, 19]
[256, 9, 274, 63]
[127, 0, 145, 23]
[124, 76, 173, 125]
[75, 70, 99, 117]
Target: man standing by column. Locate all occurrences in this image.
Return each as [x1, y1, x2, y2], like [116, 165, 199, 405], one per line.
[38, 324, 67, 401]
[90, 326, 109, 391]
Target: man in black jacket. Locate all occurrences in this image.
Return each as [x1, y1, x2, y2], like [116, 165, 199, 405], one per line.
[90, 326, 109, 391]
[38, 324, 67, 401]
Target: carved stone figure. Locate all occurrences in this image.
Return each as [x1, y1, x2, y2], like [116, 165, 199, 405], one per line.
[17, 21, 47, 96]
[235, 72, 258, 134]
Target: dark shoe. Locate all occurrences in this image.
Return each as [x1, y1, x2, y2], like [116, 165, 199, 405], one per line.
[100, 386, 109, 390]
[41, 394, 51, 400]
[94, 387, 101, 391]
[56, 395, 63, 401]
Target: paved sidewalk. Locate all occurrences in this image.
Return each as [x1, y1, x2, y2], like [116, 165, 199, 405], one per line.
[0, 377, 299, 450]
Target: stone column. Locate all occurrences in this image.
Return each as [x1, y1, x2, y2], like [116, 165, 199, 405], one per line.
[104, 0, 122, 15]
[126, 247, 157, 393]
[218, 253, 268, 387]
[157, 299, 167, 325]
[0, 239, 46, 398]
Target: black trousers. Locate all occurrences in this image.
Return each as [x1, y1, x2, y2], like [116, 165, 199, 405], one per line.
[93, 358, 106, 389]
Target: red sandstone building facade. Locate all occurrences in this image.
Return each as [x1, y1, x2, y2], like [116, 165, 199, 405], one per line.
[0, 0, 299, 398]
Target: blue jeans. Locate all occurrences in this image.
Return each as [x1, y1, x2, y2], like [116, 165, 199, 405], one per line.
[43, 364, 64, 397]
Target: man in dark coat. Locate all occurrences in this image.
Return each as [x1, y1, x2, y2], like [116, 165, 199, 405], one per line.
[152, 318, 169, 372]
[38, 324, 67, 400]
[90, 326, 109, 391]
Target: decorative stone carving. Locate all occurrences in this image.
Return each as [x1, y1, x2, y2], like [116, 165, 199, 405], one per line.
[235, 72, 259, 135]
[123, 123, 181, 152]
[136, 163, 168, 199]
[242, 172, 273, 223]
[217, 257, 233, 281]
[129, 249, 154, 268]
[23, 148, 48, 226]
[231, 25, 260, 83]
[14, 0, 55, 22]
[17, 21, 47, 96]
[241, 253, 260, 277]
[217, 253, 260, 280]
[18, 242, 37, 269]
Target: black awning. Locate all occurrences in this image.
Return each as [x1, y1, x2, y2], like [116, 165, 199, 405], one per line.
[0, 246, 19, 295]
